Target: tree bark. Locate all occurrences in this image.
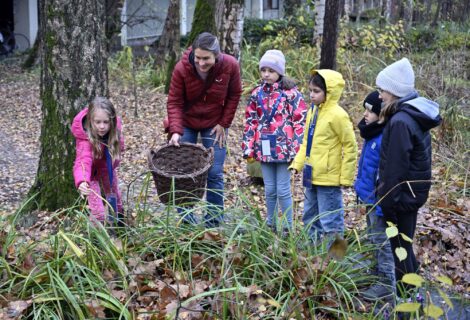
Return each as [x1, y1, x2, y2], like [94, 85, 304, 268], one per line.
[105, 0, 122, 53]
[320, 0, 340, 70]
[154, 0, 181, 67]
[356, 0, 364, 23]
[404, 0, 413, 29]
[384, 0, 392, 21]
[432, 0, 441, 26]
[313, 0, 326, 45]
[343, 0, 352, 21]
[27, 0, 108, 211]
[218, 0, 244, 60]
[186, 0, 217, 46]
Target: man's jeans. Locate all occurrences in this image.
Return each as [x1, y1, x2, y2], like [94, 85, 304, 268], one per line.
[260, 162, 293, 230]
[179, 127, 226, 226]
[303, 185, 344, 242]
[366, 208, 396, 288]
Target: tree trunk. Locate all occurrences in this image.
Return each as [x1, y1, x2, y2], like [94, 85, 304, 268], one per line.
[313, 0, 326, 45]
[320, 0, 340, 69]
[21, 28, 41, 70]
[27, 0, 108, 211]
[432, 0, 441, 26]
[441, 0, 451, 20]
[343, 0, 352, 21]
[384, 0, 392, 21]
[219, 0, 244, 60]
[404, 0, 413, 29]
[423, 0, 432, 21]
[105, 0, 122, 53]
[186, 0, 217, 46]
[356, 0, 364, 23]
[154, 0, 181, 67]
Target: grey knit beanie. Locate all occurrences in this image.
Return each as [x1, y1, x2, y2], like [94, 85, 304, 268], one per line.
[259, 50, 286, 76]
[376, 58, 415, 97]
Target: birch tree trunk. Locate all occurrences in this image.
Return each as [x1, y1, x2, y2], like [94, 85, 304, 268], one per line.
[343, 0, 352, 21]
[320, 0, 340, 69]
[384, 0, 392, 21]
[356, 0, 364, 23]
[313, 0, 326, 44]
[219, 0, 245, 60]
[27, 0, 108, 211]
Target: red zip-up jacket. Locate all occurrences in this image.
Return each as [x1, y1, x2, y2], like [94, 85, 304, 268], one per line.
[167, 48, 242, 135]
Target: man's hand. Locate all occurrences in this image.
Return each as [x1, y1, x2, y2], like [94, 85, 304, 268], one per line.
[210, 124, 226, 147]
[169, 133, 181, 147]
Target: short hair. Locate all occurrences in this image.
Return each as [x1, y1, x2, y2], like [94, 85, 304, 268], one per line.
[192, 32, 221, 56]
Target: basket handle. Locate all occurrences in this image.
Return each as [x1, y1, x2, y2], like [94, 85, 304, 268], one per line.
[147, 149, 157, 171]
[206, 147, 215, 166]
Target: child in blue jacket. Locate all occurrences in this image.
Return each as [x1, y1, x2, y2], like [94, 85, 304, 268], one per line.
[354, 91, 395, 301]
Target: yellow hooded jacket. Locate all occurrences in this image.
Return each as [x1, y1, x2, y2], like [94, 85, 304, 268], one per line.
[290, 69, 357, 186]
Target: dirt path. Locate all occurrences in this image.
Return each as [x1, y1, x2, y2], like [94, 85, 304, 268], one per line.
[0, 128, 38, 212]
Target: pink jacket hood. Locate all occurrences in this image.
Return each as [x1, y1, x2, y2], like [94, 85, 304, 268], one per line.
[72, 108, 124, 188]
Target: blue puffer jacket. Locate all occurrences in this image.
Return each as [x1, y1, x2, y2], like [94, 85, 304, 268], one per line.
[355, 119, 384, 216]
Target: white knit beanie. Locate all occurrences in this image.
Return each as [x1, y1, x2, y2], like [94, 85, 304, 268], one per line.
[259, 50, 286, 76]
[376, 58, 415, 97]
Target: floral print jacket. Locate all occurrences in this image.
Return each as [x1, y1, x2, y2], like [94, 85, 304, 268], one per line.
[242, 81, 307, 163]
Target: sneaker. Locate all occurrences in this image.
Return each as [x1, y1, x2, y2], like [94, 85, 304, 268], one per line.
[361, 283, 394, 301]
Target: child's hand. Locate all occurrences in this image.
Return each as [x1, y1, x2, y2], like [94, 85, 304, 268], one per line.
[290, 168, 298, 174]
[78, 182, 91, 196]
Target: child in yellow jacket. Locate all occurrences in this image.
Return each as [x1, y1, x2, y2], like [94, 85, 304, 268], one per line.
[290, 70, 357, 243]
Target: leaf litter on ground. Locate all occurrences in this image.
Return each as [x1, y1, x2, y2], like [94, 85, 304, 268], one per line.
[0, 60, 468, 319]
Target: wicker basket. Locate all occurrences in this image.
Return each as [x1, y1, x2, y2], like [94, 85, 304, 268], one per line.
[148, 143, 214, 205]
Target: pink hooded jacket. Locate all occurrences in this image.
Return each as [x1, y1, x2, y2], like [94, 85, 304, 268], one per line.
[71, 108, 125, 188]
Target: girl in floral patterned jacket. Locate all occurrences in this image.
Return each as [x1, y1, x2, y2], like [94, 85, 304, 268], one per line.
[242, 50, 307, 233]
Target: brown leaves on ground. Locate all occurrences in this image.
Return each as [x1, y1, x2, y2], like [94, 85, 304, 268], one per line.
[0, 61, 469, 319]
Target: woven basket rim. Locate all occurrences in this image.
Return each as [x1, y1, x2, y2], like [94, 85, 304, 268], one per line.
[148, 143, 213, 179]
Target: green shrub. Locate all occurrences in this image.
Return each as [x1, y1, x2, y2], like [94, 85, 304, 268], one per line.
[405, 22, 470, 51]
[243, 5, 315, 46]
[339, 20, 407, 58]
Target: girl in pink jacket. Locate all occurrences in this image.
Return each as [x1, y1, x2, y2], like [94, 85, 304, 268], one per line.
[72, 97, 125, 223]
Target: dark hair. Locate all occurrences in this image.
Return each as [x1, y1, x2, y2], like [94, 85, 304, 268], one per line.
[192, 32, 221, 56]
[309, 73, 327, 93]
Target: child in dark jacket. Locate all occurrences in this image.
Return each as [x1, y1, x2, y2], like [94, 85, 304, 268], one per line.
[375, 58, 442, 297]
[354, 91, 395, 301]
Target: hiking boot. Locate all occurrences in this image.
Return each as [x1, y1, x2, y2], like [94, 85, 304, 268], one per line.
[361, 283, 394, 301]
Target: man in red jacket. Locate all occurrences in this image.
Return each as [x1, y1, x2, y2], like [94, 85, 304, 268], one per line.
[167, 32, 242, 227]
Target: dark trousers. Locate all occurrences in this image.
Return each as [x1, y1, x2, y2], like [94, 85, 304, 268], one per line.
[383, 209, 419, 294]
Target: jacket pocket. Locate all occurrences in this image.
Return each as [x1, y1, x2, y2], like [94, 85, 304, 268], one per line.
[309, 146, 329, 177]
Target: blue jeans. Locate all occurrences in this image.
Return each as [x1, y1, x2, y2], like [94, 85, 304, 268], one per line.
[260, 162, 293, 230]
[303, 185, 344, 242]
[179, 127, 226, 226]
[366, 209, 396, 288]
